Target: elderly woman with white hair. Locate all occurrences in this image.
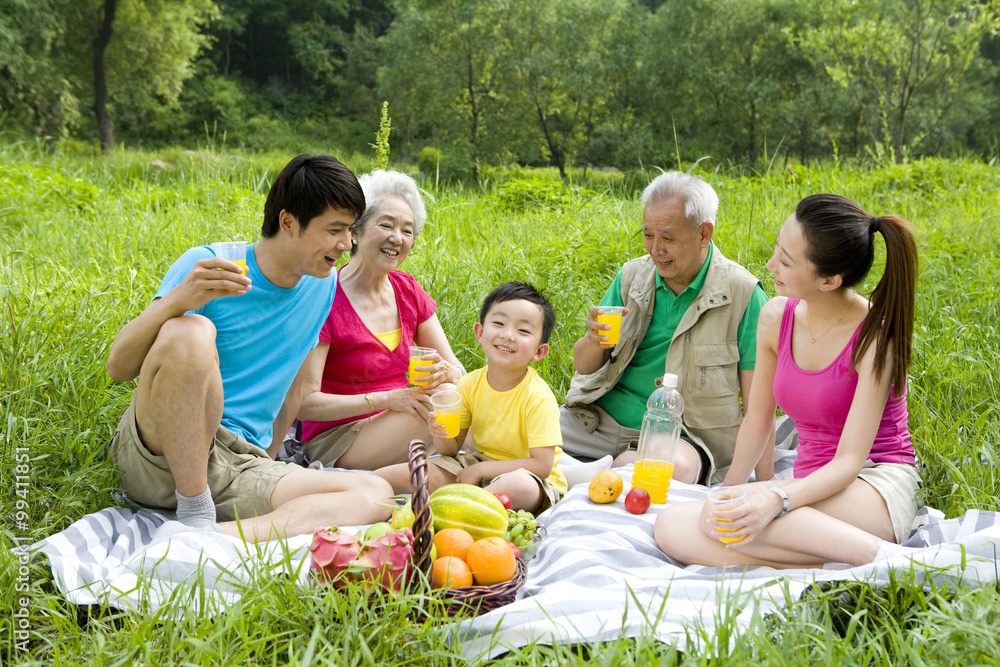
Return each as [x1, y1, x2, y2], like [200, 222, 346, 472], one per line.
[294, 170, 463, 469]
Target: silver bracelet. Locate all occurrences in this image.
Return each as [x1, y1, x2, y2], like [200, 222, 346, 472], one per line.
[768, 486, 790, 518]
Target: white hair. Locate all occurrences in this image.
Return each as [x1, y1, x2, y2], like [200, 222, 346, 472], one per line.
[640, 172, 719, 227]
[354, 170, 426, 241]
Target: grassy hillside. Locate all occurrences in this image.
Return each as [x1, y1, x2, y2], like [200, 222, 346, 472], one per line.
[1, 143, 998, 664]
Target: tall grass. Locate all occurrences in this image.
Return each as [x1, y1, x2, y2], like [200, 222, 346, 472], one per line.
[1, 142, 998, 664]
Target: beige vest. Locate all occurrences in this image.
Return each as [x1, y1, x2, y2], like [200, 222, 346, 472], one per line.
[564, 246, 760, 481]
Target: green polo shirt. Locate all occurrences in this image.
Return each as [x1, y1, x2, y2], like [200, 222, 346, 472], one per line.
[594, 243, 768, 429]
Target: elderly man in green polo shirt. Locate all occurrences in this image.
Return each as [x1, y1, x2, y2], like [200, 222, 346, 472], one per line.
[562, 171, 774, 486]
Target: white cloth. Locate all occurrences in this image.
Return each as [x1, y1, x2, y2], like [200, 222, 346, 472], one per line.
[20, 448, 1000, 663]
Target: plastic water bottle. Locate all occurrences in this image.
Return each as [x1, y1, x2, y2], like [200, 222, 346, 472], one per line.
[632, 373, 684, 504]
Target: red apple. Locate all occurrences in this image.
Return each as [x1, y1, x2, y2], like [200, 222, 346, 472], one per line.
[624, 488, 651, 515]
[493, 492, 513, 510]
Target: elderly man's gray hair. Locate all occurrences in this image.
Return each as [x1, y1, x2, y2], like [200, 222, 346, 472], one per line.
[353, 170, 427, 246]
[640, 172, 719, 228]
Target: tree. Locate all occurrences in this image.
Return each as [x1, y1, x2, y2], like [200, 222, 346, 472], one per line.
[0, 0, 80, 152]
[0, 0, 218, 151]
[809, 0, 1000, 162]
[503, 0, 639, 178]
[92, 0, 118, 152]
[379, 0, 512, 177]
[642, 0, 841, 167]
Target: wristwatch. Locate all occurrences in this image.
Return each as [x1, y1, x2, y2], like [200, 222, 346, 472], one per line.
[768, 486, 790, 518]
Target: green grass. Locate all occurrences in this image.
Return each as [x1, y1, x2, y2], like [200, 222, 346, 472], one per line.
[1, 140, 999, 665]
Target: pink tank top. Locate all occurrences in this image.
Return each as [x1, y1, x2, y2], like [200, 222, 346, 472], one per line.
[773, 299, 915, 477]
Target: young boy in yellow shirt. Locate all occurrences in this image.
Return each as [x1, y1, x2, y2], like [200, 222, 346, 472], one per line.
[375, 281, 566, 513]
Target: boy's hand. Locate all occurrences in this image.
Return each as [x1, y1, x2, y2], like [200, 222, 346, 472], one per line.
[457, 463, 486, 486]
[427, 410, 449, 438]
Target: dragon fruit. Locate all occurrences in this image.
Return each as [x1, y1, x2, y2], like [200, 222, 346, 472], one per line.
[309, 526, 364, 586]
[355, 527, 416, 594]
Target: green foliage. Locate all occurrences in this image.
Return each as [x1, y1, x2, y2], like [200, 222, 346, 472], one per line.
[491, 178, 600, 213]
[2, 145, 999, 666]
[808, 0, 1000, 163]
[6, 0, 1000, 165]
[374, 101, 391, 170]
[0, 0, 219, 150]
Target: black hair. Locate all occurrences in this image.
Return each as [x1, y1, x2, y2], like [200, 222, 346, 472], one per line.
[479, 281, 556, 344]
[261, 154, 365, 238]
[795, 193, 918, 389]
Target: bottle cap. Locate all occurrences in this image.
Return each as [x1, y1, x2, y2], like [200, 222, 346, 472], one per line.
[661, 373, 678, 388]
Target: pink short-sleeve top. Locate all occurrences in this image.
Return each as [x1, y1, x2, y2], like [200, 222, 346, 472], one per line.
[300, 269, 437, 442]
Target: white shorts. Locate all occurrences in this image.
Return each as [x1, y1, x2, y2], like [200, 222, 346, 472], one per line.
[857, 461, 922, 543]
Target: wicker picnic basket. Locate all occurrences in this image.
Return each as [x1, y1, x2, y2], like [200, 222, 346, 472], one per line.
[407, 439, 527, 617]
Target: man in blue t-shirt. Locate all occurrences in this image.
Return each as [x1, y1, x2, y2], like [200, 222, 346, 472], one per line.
[107, 154, 393, 540]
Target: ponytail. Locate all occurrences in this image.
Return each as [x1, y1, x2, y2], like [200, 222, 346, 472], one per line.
[794, 194, 918, 389]
[854, 215, 918, 390]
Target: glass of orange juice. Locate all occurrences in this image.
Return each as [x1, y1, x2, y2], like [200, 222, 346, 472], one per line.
[593, 306, 625, 345]
[430, 390, 461, 438]
[408, 346, 436, 386]
[212, 241, 247, 275]
[708, 487, 746, 543]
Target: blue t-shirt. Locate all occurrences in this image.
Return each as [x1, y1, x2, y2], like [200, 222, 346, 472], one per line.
[155, 243, 336, 447]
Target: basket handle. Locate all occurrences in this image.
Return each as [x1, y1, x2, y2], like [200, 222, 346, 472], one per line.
[408, 439, 435, 577]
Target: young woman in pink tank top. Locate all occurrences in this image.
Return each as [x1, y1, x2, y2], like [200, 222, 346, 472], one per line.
[655, 193, 921, 568]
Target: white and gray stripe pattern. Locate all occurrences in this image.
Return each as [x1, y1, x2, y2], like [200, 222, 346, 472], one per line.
[18, 449, 1000, 662]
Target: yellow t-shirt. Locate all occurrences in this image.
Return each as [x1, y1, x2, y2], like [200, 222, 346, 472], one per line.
[458, 366, 567, 493]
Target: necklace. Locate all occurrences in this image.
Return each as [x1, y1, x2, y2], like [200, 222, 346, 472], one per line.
[806, 301, 852, 344]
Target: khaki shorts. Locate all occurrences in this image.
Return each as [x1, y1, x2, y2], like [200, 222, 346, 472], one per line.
[560, 405, 712, 485]
[857, 461, 922, 543]
[429, 452, 564, 513]
[301, 418, 369, 467]
[109, 395, 297, 521]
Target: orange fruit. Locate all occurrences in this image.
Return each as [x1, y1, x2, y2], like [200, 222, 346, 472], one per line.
[588, 470, 624, 504]
[465, 537, 517, 586]
[433, 528, 475, 561]
[432, 556, 473, 589]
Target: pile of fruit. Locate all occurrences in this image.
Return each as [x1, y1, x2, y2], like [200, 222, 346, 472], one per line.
[504, 509, 539, 552]
[588, 469, 652, 514]
[430, 528, 516, 589]
[428, 484, 523, 587]
[310, 483, 527, 592]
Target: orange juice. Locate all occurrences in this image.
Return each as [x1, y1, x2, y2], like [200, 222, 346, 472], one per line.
[233, 260, 247, 275]
[436, 411, 460, 438]
[408, 357, 432, 386]
[631, 459, 674, 504]
[708, 487, 747, 544]
[716, 518, 744, 543]
[595, 311, 623, 345]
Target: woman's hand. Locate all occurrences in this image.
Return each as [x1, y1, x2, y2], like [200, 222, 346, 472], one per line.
[381, 387, 433, 423]
[707, 485, 785, 544]
[414, 350, 463, 389]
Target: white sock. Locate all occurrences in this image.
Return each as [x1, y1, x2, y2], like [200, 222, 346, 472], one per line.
[174, 488, 223, 533]
[873, 541, 915, 562]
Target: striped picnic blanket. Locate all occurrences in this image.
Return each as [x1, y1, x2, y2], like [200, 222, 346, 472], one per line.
[451, 465, 1000, 660]
[21, 450, 1000, 661]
